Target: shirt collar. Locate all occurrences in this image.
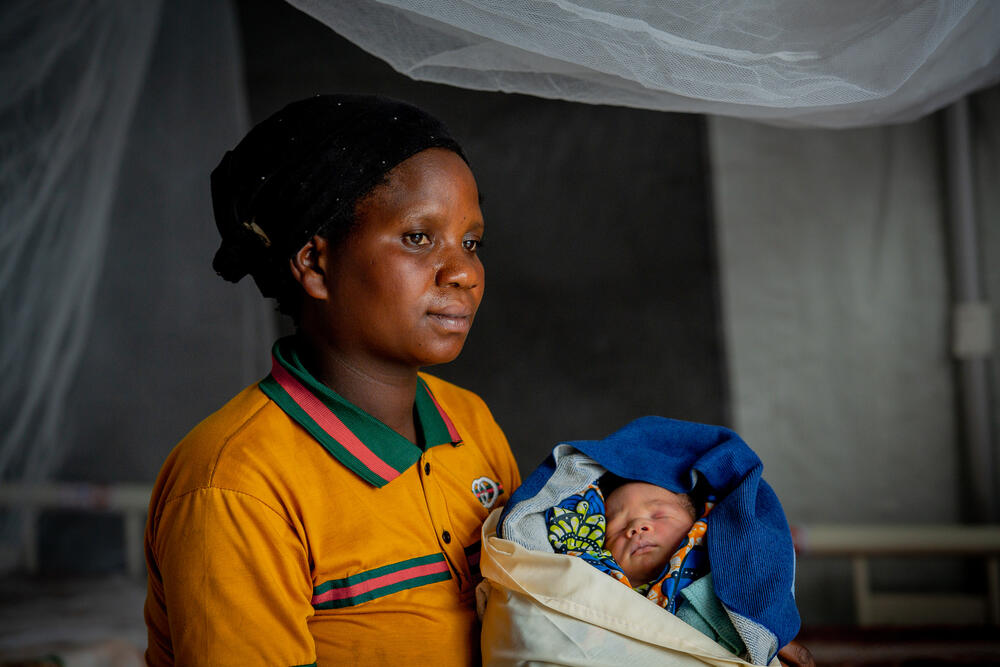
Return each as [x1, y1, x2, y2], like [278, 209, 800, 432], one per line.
[258, 337, 462, 487]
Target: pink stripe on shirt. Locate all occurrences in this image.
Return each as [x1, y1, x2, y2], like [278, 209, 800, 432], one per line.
[271, 360, 399, 483]
[423, 383, 462, 443]
[310, 560, 450, 605]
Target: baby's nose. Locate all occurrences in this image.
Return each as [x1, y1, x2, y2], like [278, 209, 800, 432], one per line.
[626, 521, 651, 538]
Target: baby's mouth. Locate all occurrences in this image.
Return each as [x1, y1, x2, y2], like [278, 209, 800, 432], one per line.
[630, 541, 657, 557]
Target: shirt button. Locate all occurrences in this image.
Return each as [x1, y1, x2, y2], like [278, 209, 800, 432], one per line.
[442, 530, 451, 544]
[424, 462, 430, 475]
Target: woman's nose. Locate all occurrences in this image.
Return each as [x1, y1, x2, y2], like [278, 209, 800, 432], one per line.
[436, 245, 480, 289]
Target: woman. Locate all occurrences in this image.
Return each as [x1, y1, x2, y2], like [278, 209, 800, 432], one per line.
[144, 95, 521, 666]
[143, 94, 813, 667]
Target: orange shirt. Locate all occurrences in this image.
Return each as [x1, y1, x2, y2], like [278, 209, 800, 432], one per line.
[144, 339, 520, 666]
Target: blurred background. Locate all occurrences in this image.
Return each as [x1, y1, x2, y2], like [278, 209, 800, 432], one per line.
[2, 0, 999, 663]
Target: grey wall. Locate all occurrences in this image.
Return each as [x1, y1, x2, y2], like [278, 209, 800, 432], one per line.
[709, 88, 1000, 624]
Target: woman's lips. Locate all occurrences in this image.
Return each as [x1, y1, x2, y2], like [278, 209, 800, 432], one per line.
[427, 311, 472, 333]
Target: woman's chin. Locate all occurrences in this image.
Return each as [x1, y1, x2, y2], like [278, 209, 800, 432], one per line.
[413, 338, 471, 368]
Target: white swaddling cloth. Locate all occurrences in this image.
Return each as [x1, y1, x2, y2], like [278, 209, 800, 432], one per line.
[476, 510, 778, 667]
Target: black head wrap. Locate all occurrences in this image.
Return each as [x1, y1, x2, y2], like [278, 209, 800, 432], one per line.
[211, 94, 466, 298]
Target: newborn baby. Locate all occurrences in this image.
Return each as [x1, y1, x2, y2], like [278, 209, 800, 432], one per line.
[544, 477, 736, 652]
[512, 417, 801, 665]
[545, 476, 711, 611]
[603, 481, 698, 586]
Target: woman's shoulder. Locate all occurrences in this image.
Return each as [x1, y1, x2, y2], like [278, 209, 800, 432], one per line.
[418, 373, 513, 452]
[418, 372, 493, 418]
[152, 382, 306, 506]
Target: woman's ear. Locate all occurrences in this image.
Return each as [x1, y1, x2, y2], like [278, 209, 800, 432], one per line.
[289, 235, 330, 300]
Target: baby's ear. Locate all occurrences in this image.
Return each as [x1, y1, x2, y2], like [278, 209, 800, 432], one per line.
[289, 235, 329, 300]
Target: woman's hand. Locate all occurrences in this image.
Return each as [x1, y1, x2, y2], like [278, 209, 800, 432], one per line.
[777, 640, 815, 667]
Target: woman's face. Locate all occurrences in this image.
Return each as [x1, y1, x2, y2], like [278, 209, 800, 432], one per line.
[315, 148, 485, 372]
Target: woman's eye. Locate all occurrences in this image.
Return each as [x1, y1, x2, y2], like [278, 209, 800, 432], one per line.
[405, 233, 430, 246]
[463, 238, 482, 252]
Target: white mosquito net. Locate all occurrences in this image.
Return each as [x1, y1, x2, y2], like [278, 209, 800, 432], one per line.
[288, 0, 1000, 128]
[0, 1, 163, 486]
[0, 0, 272, 572]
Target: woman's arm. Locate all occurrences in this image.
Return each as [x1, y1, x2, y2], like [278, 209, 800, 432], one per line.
[146, 487, 316, 666]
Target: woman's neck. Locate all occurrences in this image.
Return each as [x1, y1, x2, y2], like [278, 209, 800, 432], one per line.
[295, 332, 419, 444]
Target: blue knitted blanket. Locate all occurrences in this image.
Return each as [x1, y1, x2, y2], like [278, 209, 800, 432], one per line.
[497, 416, 800, 665]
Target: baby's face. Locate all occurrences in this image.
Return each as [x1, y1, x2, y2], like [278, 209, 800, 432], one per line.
[604, 482, 696, 586]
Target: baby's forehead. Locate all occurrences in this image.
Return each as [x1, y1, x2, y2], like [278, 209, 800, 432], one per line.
[605, 481, 689, 511]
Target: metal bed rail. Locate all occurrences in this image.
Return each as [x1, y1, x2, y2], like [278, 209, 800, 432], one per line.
[0, 483, 151, 578]
[794, 523, 1000, 626]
